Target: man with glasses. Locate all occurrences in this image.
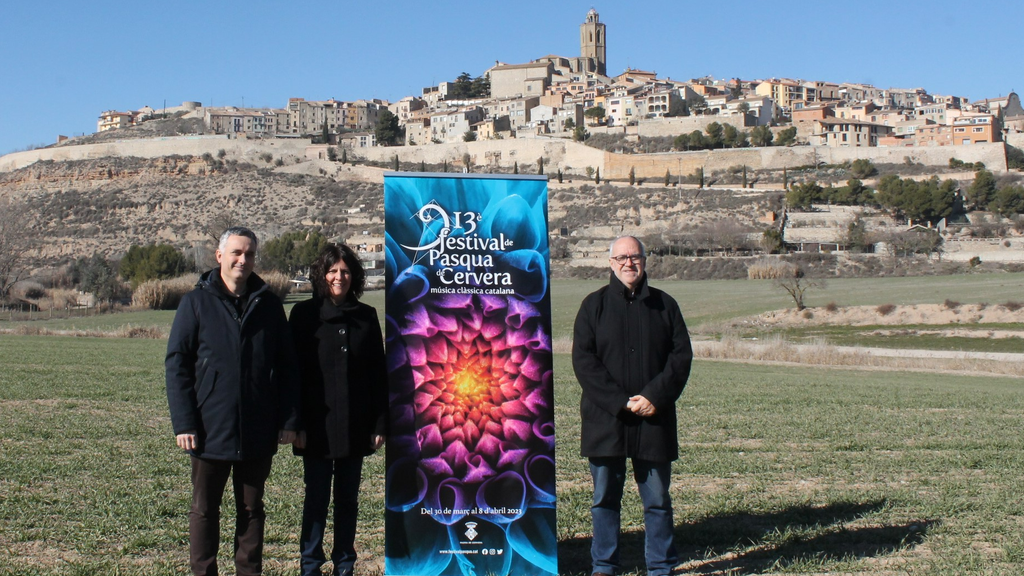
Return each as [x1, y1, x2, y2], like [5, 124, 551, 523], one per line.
[572, 235, 693, 576]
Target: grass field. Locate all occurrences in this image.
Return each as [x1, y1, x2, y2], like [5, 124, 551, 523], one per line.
[1, 335, 1022, 575]
[4, 273, 1024, 342]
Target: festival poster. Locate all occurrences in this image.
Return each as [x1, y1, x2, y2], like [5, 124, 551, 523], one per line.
[383, 173, 556, 576]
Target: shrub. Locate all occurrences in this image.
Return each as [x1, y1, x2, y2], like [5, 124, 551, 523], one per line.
[1002, 301, 1023, 312]
[132, 275, 198, 310]
[802, 310, 814, 319]
[746, 257, 794, 280]
[14, 281, 47, 300]
[825, 302, 838, 312]
[120, 244, 191, 288]
[876, 304, 897, 316]
[943, 299, 961, 310]
[260, 270, 293, 300]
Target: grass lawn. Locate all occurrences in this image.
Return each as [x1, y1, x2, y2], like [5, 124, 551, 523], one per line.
[1, 336, 1022, 574]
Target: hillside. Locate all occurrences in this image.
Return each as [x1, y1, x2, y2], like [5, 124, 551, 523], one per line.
[1, 142, 1021, 282]
[0, 149, 782, 264]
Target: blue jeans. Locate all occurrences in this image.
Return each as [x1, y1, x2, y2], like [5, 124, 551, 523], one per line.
[300, 455, 364, 576]
[589, 457, 676, 576]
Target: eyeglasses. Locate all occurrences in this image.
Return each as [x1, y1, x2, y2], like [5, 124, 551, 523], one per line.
[610, 254, 645, 264]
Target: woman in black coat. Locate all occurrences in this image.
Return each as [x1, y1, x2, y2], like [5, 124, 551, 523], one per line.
[289, 244, 388, 576]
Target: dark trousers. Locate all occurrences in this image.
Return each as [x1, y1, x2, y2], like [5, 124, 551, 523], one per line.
[589, 457, 676, 576]
[189, 455, 274, 576]
[300, 455, 364, 576]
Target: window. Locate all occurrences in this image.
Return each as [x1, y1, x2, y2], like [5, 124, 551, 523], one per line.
[973, 127, 984, 132]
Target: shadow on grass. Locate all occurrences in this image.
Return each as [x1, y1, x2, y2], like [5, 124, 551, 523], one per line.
[558, 499, 937, 575]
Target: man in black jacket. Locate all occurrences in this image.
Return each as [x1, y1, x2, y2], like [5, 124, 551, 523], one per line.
[166, 226, 300, 576]
[572, 235, 693, 576]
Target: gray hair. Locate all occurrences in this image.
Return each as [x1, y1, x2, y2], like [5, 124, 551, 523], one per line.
[609, 236, 645, 257]
[218, 227, 259, 252]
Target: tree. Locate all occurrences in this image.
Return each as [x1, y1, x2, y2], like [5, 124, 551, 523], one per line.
[375, 109, 401, 146]
[775, 127, 797, 146]
[881, 229, 943, 260]
[326, 147, 338, 162]
[584, 106, 606, 124]
[341, 148, 348, 164]
[463, 130, 477, 142]
[664, 169, 672, 187]
[537, 157, 544, 175]
[563, 117, 575, 131]
[573, 125, 589, 142]
[393, 155, 400, 171]
[321, 120, 329, 144]
[686, 95, 708, 115]
[704, 122, 724, 148]
[629, 167, 636, 185]
[672, 133, 690, 151]
[595, 168, 601, 184]
[687, 130, 707, 150]
[451, 72, 473, 99]
[666, 98, 689, 117]
[0, 199, 32, 301]
[849, 159, 878, 179]
[470, 73, 490, 98]
[419, 160, 426, 172]
[774, 264, 825, 311]
[844, 215, 871, 253]
[462, 153, 473, 172]
[74, 253, 127, 302]
[557, 169, 563, 183]
[877, 175, 959, 223]
[1006, 145, 1024, 170]
[761, 228, 784, 254]
[513, 161, 519, 174]
[262, 230, 328, 275]
[119, 244, 190, 288]
[723, 124, 740, 148]
[967, 169, 997, 210]
[750, 125, 774, 147]
[990, 185, 1024, 216]
[787, 182, 824, 211]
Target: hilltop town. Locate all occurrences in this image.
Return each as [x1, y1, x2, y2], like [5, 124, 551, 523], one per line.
[1, 9, 1024, 305]
[80, 9, 1022, 158]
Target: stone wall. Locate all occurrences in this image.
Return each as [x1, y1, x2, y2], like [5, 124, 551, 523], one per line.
[2, 133, 1008, 183]
[942, 237, 1024, 263]
[0, 135, 310, 172]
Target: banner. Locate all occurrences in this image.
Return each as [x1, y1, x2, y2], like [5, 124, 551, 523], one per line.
[384, 173, 556, 576]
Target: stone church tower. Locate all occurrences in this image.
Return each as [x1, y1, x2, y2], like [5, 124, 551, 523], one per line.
[580, 8, 607, 76]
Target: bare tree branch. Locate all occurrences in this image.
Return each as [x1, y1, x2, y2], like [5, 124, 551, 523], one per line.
[0, 198, 33, 301]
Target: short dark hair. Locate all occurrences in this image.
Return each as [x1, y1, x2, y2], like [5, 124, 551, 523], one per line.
[310, 243, 366, 301]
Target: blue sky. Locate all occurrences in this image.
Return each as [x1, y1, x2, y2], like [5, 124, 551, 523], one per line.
[2, 0, 1021, 155]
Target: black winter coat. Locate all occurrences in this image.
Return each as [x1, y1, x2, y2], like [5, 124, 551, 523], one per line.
[572, 272, 692, 462]
[165, 270, 300, 461]
[289, 297, 388, 459]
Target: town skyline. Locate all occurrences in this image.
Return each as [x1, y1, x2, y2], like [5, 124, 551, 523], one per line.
[2, 0, 1022, 155]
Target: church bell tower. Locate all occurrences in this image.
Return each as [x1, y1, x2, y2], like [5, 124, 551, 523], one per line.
[580, 8, 607, 76]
